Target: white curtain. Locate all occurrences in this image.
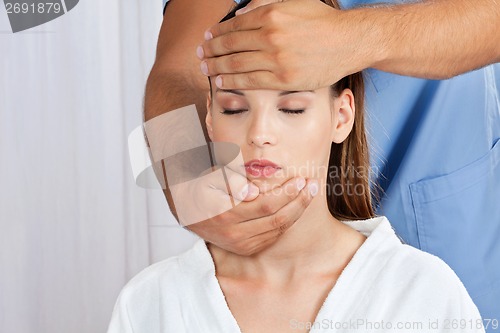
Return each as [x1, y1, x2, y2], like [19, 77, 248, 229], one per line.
[0, 1, 198, 332]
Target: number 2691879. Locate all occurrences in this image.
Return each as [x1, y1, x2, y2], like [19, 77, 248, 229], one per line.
[5, 2, 62, 14]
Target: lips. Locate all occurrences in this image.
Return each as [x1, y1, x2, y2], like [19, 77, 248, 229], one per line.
[244, 159, 282, 178]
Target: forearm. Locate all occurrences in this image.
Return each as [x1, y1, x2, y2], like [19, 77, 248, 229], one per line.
[144, 0, 235, 218]
[346, 0, 500, 79]
[144, 66, 210, 219]
[145, 0, 236, 126]
[144, 67, 207, 128]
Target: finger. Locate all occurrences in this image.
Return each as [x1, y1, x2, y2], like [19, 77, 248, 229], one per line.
[239, 178, 318, 235]
[235, 0, 280, 15]
[184, 178, 315, 254]
[192, 165, 241, 195]
[223, 180, 317, 255]
[201, 29, 266, 59]
[223, 166, 261, 201]
[205, 10, 264, 40]
[183, 167, 258, 228]
[214, 70, 285, 90]
[235, 232, 281, 256]
[171, 173, 235, 227]
[207, 165, 258, 201]
[231, 176, 307, 220]
[202, 51, 273, 77]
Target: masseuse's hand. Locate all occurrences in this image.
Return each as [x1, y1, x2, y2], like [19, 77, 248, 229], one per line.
[178, 166, 318, 256]
[199, 0, 500, 86]
[198, 0, 366, 90]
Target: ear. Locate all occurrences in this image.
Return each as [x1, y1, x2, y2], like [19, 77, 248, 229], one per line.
[331, 88, 355, 144]
[206, 92, 214, 142]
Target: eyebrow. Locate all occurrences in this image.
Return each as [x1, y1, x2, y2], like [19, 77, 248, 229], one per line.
[215, 88, 315, 96]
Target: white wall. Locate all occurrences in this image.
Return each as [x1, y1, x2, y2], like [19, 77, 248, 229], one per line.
[0, 1, 198, 332]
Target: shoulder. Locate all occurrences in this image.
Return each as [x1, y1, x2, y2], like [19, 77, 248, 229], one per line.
[375, 243, 482, 320]
[107, 255, 184, 333]
[115, 239, 207, 304]
[355, 216, 472, 297]
[121, 257, 181, 296]
[387, 244, 464, 288]
[380, 241, 465, 296]
[107, 239, 211, 332]
[112, 256, 183, 318]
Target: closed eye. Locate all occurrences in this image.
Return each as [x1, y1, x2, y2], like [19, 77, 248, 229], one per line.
[220, 109, 247, 115]
[220, 109, 305, 115]
[280, 109, 305, 114]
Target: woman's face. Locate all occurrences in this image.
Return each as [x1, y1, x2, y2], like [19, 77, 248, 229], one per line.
[206, 81, 355, 192]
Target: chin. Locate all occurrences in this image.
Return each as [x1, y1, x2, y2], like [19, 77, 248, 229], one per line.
[250, 175, 291, 194]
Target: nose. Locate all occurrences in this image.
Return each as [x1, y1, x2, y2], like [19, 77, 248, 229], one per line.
[246, 111, 277, 147]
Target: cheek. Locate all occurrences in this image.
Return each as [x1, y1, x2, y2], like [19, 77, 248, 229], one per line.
[211, 119, 243, 144]
[291, 112, 332, 147]
[285, 115, 333, 178]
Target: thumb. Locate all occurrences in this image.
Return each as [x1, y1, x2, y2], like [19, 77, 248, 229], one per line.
[222, 166, 260, 201]
[235, 0, 281, 15]
[234, 182, 260, 201]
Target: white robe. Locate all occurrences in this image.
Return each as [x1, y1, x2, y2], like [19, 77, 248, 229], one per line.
[107, 216, 485, 333]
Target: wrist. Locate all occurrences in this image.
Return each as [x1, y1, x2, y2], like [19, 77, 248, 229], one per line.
[338, 7, 388, 72]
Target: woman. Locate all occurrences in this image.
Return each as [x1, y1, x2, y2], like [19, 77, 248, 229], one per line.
[108, 1, 484, 332]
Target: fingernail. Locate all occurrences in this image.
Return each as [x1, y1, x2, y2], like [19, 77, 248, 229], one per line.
[238, 184, 249, 199]
[296, 178, 306, 191]
[215, 75, 223, 88]
[308, 182, 319, 197]
[196, 45, 204, 60]
[204, 30, 213, 41]
[200, 61, 208, 76]
[248, 184, 259, 197]
[235, 7, 247, 15]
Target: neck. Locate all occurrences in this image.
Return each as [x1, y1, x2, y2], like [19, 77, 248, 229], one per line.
[208, 192, 367, 285]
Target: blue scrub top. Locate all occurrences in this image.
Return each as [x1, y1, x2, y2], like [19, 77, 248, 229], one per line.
[163, 0, 500, 326]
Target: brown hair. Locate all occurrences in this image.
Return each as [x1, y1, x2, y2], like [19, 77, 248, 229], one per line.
[328, 73, 375, 220]
[219, 0, 376, 220]
[322, 0, 375, 220]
